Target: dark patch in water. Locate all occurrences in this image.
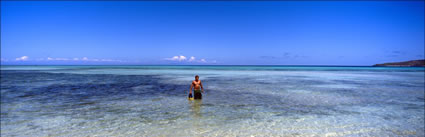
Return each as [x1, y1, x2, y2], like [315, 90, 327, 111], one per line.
[75, 102, 96, 106]
[1, 70, 189, 111]
[17, 94, 37, 98]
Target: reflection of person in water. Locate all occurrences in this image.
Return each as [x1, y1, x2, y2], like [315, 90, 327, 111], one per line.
[190, 100, 202, 118]
[189, 100, 203, 133]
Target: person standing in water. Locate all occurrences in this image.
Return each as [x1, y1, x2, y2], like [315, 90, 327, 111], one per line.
[189, 75, 204, 99]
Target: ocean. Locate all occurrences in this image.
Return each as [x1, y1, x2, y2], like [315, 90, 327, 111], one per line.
[1, 65, 424, 136]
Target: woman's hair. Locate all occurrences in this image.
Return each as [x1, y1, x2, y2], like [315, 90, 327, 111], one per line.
[195, 75, 199, 78]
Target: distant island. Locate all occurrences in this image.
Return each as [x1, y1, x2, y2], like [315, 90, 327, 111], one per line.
[373, 59, 425, 67]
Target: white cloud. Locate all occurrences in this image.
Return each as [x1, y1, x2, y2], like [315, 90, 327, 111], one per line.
[165, 55, 187, 61]
[165, 55, 210, 63]
[189, 56, 196, 62]
[56, 58, 69, 61]
[170, 56, 179, 60]
[45, 57, 122, 62]
[16, 56, 29, 61]
[179, 55, 187, 61]
[47, 57, 69, 61]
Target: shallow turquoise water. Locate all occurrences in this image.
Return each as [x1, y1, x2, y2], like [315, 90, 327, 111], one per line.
[1, 66, 424, 136]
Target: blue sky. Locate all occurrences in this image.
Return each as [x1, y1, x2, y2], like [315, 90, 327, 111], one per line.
[1, 1, 424, 65]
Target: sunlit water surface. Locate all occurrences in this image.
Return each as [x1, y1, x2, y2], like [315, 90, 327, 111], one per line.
[1, 66, 424, 136]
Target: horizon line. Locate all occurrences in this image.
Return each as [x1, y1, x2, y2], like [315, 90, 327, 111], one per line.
[2, 64, 424, 67]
